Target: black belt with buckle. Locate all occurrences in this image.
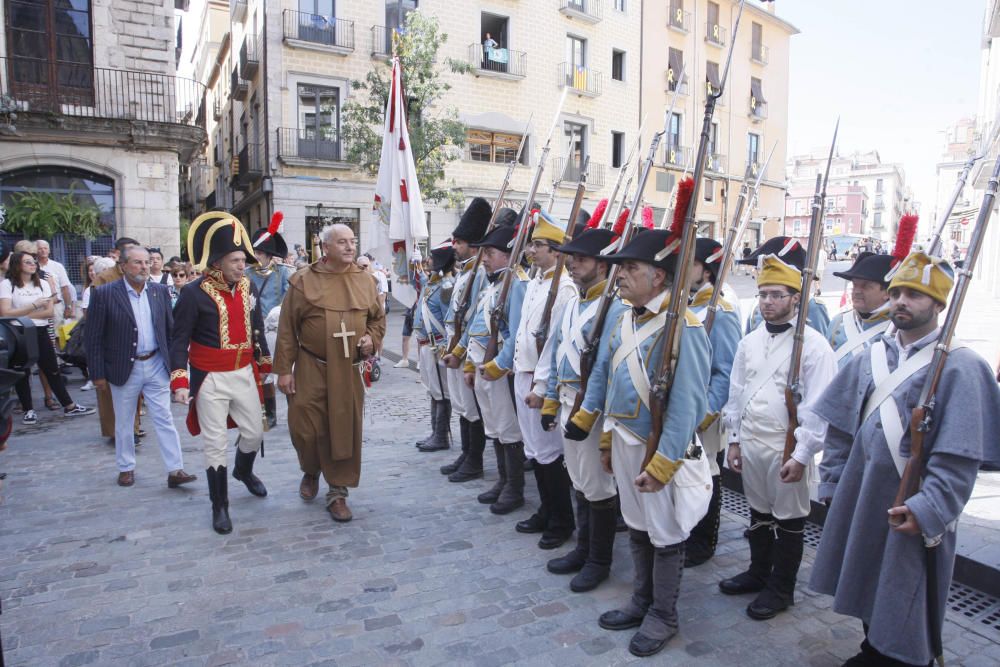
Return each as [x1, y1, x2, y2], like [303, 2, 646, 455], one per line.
[136, 349, 159, 361]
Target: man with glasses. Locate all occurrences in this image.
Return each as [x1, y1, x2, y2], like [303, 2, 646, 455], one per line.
[146, 247, 173, 286]
[719, 253, 836, 621]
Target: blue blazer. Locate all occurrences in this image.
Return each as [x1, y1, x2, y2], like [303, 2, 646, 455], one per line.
[85, 279, 173, 386]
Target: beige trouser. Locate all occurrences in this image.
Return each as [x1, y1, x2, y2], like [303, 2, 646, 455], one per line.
[558, 387, 617, 501]
[446, 366, 479, 421]
[741, 435, 811, 521]
[195, 364, 263, 469]
[418, 345, 449, 401]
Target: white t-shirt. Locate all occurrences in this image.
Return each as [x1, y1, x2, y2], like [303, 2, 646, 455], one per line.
[40, 259, 71, 295]
[0, 278, 53, 326]
[81, 286, 92, 311]
[375, 271, 388, 295]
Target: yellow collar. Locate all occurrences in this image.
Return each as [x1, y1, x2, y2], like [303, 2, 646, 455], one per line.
[580, 279, 607, 301]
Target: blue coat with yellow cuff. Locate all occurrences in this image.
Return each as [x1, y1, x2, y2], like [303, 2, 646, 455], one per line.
[826, 308, 891, 368]
[572, 291, 712, 484]
[689, 286, 742, 417]
[445, 260, 486, 357]
[413, 273, 450, 345]
[459, 267, 527, 378]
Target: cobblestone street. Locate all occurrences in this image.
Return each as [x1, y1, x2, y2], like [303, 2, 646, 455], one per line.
[0, 346, 998, 666]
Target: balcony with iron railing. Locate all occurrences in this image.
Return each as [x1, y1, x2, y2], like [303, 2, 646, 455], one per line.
[213, 90, 223, 120]
[283, 11, 355, 54]
[662, 145, 691, 169]
[559, 0, 602, 23]
[553, 158, 606, 189]
[668, 9, 691, 33]
[240, 33, 261, 79]
[558, 63, 602, 97]
[231, 0, 247, 23]
[751, 42, 769, 65]
[665, 71, 689, 95]
[706, 153, 726, 174]
[370, 25, 392, 59]
[747, 161, 767, 182]
[277, 127, 349, 165]
[706, 22, 726, 47]
[235, 142, 264, 188]
[748, 98, 768, 121]
[231, 68, 249, 101]
[468, 44, 527, 79]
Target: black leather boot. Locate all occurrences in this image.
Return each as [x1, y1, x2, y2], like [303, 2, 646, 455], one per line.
[441, 416, 470, 475]
[571, 494, 616, 591]
[747, 517, 805, 620]
[516, 463, 547, 534]
[415, 398, 437, 448]
[449, 419, 485, 482]
[263, 394, 277, 429]
[598, 528, 652, 631]
[490, 441, 525, 515]
[419, 399, 452, 451]
[477, 440, 506, 503]
[548, 490, 590, 574]
[719, 509, 775, 595]
[628, 542, 684, 657]
[538, 458, 574, 549]
[232, 447, 267, 497]
[207, 466, 232, 535]
[684, 474, 721, 567]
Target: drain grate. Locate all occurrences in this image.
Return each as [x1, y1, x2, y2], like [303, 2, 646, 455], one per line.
[720, 488, 1000, 631]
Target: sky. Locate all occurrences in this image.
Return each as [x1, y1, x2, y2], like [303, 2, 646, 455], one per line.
[777, 0, 984, 221]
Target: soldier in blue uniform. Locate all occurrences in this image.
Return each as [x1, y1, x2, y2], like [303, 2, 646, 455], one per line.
[826, 252, 893, 368]
[567, 229, 713, 657]
[740, 237, 830, 336]
[684, 237, 743, 567]
[412, 240, 456, 452]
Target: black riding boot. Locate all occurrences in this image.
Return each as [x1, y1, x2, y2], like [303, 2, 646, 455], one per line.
[571, 494, 617, 592]
[628, 542, 685, 657]
[747, 517, 805, 620]
[598, 528, 652, 631]
[477, 440, 506, 503]
[490, 442, 525, 515]
[415, 398, 437, 448]
[449, 418, 485, 482]
[548, 490, 590, 574]
[516, 462, 548, 534]
[418, 399, 452, 451]
[719, 509, 775, 595]
[684, 474, 721, 567]
[441, 416, 470, 475]
[263, 394, 277, 429]
[206, 466, 232, 535]
[538, 457, 574, 549]
[232, 447, 267, 497]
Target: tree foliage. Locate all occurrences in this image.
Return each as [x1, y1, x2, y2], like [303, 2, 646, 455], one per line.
[3, 188, 109, 240]
[342, 12, 470, 207]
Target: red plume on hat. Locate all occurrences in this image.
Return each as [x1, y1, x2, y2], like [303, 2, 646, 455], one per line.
[611, 207, 631, 240]
[254, 211, 284, 248]
[669, 177, 694, 241]
[891, 213, 918, 266]
[589, 198, 609, 228]
[641, 206, 654, 230]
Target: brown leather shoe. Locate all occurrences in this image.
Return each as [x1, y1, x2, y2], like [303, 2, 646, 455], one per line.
[299, 473, 319, 501]
[117, 471, 135, 487]
[327, 497, 352, 522]
[167, 470, 197, 488]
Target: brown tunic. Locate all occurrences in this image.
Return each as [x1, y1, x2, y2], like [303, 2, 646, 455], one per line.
[273, 261, 385, 490]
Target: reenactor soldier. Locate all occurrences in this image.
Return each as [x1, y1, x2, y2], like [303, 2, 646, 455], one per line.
[827, 252, 893, 367]
[740, 237, 831, 337]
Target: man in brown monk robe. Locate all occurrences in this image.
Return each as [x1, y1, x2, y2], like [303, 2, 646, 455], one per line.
[274, 223, 385, 522]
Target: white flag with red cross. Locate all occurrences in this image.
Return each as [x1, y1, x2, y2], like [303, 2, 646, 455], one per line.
[368, 56, 427, 309]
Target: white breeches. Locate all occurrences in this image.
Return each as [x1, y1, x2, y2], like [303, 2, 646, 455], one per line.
[514, 372, 563, 465]
[473, 373, 522, 445]
[700, 418, 724, 477]
[558, 387, 616, 501]
[611, 430, 712, 548]
[195, 364, 263, 469]
[446, 365, 479, 422]
[418, 345, 449, 401]
[740, 437, 812, 520]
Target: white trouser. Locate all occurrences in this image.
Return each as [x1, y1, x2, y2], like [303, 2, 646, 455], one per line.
[700, 418, 724, 476]
[514, 371, 563, 464]
[418, 345, 449, 401]
[263, 327, 278, 385]
[611, 430, 712, 548]
[446, 365, 479, 422]
[472, 372, 522, 445]
[740, 436, 811, 520]
[558, 387, 616, 501]
[109, 355, 184, 473]
[195, 364, 263, 469]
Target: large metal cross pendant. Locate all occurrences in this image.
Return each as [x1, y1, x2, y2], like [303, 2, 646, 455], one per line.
[333, 320, 357, 358]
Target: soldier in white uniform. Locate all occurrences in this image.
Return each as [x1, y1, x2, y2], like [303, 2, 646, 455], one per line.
[720, 253, 836, 620]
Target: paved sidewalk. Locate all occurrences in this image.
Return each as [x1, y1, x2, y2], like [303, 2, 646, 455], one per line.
[0, 312, 997, 666]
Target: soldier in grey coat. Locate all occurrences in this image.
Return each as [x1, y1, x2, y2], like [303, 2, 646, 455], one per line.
[808, 252, 1000, 666]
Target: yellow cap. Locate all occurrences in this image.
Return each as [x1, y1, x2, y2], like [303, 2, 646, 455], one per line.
[530, 210, 568, 245]
[887, 251, 954, 304]
[757, 255, 802, 292]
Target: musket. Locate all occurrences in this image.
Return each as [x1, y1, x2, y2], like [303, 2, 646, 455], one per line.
[782, 119, 839, 465]
[484, 88, 569, 362]
[643, 1, 747, 469]
[704, 141, 777, 333]
[447, 116, 532, 353]
[534, 156, 590, 356]
[927, 121, 1000, 257]
[890, 151, 1000, 667]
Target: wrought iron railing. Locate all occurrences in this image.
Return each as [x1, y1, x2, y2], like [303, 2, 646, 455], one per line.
[277, 127, 345, 162]
[558, 63, 602, 96]
[669, 9, 691, 32]
[0, 57, 206, 128]
[553, 158, 606, 188]
[370, 25, 392, 58]
[283, 10, 355, 50]
[240, 33, 261, 79]
[231, 68, 249, 101]
[663, 145, 691, 168]
[749, 99, 768, 120]
[237, 142, 264, 185]
[559, 0, 603, 21]
[468, 44, 527, 77]
[752, 42, 770, 65]
[706, 22, 727, 46]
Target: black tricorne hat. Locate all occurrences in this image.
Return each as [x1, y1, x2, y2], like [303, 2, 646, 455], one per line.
[430, 243, 456, 274]
[556, 228, 615, 258]
[604, 229, 677, 273]
[494, 207, 520, 228]
[694, 237, 724, 277]
[251, 228, 288, 259]
[832, 251, 893, 286]
[187, 212, 257, 271]
[736, 236, 806, 270]
[470, 224, 518, 252]
[452, 197, 492, 243]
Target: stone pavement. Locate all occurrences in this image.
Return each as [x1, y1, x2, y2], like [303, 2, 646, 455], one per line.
[0, 318, 998, 666]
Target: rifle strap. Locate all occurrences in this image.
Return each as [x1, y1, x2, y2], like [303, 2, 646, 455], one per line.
[558, 296, 599, 375]
[737, 333, 794, 420]
[833, 315, 890, 363]
[419, 287, 445, 342]
[612, 309, 667, 412]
